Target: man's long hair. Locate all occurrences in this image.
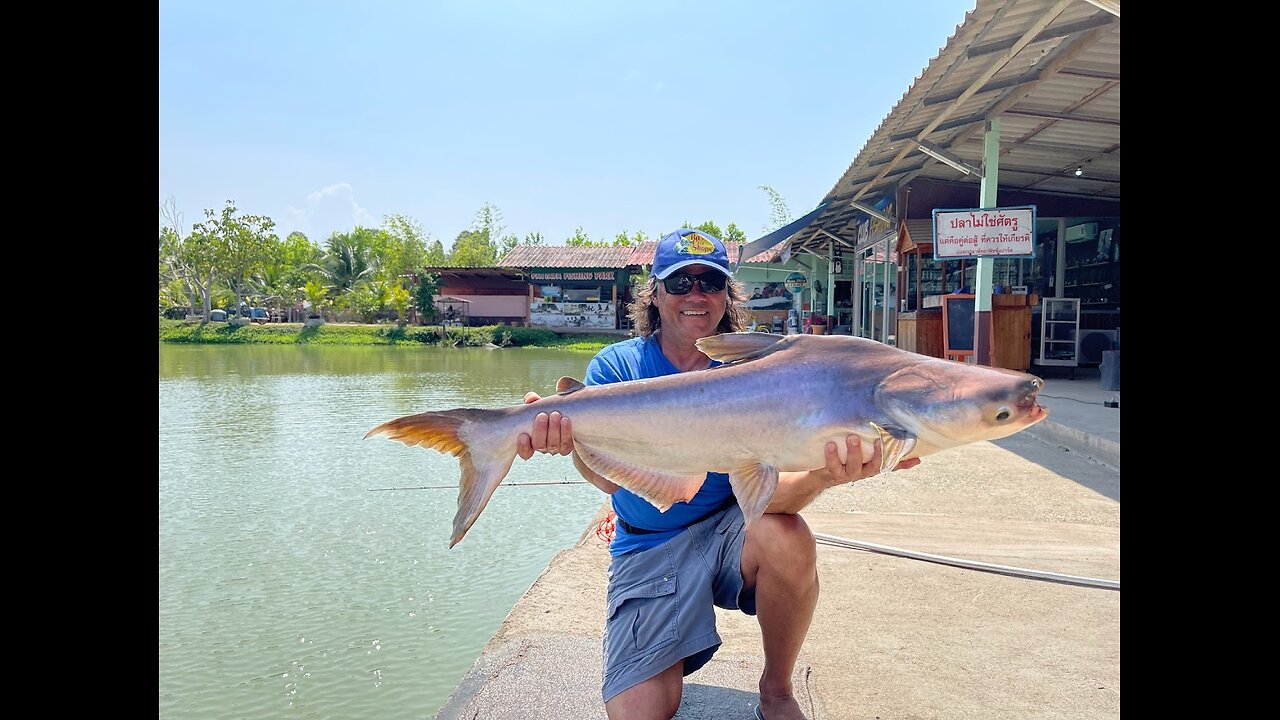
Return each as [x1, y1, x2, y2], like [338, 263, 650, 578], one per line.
[626, 276, 754, 337]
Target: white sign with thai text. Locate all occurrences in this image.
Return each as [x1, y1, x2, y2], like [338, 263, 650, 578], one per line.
[932, 206, 1035, 259]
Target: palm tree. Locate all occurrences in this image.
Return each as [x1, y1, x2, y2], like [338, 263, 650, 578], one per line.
[317, 234, 379, 294]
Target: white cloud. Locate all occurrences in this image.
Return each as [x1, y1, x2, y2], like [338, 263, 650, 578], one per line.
[285, 183, 378, 241]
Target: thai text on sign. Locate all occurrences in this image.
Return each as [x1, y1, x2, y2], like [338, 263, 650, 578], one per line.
[932, 207, 1035, 259]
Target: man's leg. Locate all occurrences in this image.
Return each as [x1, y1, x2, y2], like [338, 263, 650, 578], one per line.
[740, 513, 818, 720]
[605, 660, 684, 720]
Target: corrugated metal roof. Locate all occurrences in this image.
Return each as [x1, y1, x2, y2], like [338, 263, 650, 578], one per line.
[786, 0, 1120, 256]
[419, 267, 528, 281]
[497, 245, 636, 269]
[496, 240, 776, 270]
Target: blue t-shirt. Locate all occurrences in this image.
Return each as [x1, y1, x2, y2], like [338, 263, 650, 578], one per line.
[584, 336, 732, 556]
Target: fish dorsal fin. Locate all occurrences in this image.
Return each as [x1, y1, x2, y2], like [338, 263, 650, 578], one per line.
[556, 376, 586, 394]
[695, 331, 789, 365]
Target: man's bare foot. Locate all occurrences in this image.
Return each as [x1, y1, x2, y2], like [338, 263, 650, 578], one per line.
[757, 691, 806, 720]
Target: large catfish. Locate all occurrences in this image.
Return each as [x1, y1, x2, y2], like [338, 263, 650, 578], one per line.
[366, 332, 1048, 547]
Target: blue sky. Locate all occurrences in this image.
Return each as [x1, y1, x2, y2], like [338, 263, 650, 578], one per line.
[159, 0, 975, 247]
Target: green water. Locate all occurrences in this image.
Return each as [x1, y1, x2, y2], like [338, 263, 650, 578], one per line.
[159, 344, 607, 719]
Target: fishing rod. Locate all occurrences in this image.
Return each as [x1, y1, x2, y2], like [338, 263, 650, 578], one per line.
[368, 480, 591, 492]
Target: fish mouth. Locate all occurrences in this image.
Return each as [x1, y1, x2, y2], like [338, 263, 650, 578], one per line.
[1017, 376, 1048, 424]
[1024, 401, 1049, 423]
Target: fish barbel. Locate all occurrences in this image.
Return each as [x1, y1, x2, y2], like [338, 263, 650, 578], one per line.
[366, 332, 1048, 547]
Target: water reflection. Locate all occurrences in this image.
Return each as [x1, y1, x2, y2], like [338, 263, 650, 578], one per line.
[159, 344, 606, 720]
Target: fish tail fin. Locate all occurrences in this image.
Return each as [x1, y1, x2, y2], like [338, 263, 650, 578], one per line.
[450, 442, 518, 548]
[365, 408, 519, 548]
[364, 410, 470, 453]
[728, 463, 780, 528]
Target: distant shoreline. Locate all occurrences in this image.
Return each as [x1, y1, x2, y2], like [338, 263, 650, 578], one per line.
[158, 319, 619, 353]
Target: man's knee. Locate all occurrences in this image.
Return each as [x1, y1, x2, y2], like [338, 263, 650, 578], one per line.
[606, 662, 683, 720]
[749, 514, 817, 574]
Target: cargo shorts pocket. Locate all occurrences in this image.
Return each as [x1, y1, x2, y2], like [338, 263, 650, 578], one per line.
[605, 572, 679, 655]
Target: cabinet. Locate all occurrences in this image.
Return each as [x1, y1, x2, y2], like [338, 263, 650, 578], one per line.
[900, 249, 944, 313]
[898, 295, 1033, 371]
[992, 295, 1034, 372]
[1063, 225, 1119, 309]
[1035, 297, 1080, 367]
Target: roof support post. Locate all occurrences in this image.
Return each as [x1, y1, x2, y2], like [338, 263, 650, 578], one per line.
[975, 118, 1000, 366]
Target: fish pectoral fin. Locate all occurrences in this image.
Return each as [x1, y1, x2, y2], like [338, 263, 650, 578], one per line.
[869, 422, 916, 474]
[728, 464, 780, 528]
[573, 440, 705, 513]
[695, 332, 789, 365]
[556, 376, 586, 394]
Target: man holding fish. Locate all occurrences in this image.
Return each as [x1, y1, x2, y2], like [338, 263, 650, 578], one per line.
[517, 229, 920, 720]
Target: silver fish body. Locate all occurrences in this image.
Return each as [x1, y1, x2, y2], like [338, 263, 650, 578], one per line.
[367, 332, 1048, 547]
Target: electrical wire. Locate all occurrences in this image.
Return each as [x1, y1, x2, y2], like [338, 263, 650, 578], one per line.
[366, 484, 1118, 590]
[813, 531, 1118, 591]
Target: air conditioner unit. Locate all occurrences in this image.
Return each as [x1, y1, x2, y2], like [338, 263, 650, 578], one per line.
[1065, 223, 1098, 243]
[1078, 329, 1118, 364]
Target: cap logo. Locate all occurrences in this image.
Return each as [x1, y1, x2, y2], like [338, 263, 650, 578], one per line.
[676, 232, 716, 256]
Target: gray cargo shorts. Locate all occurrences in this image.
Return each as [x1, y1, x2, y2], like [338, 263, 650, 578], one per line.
[601, 503, 757, 703]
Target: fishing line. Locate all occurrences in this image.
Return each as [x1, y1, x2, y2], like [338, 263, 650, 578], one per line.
[813, 532, 1119, 591]
[368, 480, 591, 492]
[367, 486, 1119, 590]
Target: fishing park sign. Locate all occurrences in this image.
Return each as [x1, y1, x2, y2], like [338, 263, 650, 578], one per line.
[932, 206, 1035, 259]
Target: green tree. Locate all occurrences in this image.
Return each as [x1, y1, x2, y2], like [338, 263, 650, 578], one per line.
[498, 233, 520, 259]
[303, 279, 328, 319]
[160, 198, 219, 321]
[380, 214, 431, 283]
[253, 231, 320, 317]
[424, 239, 447, 266]
[720, 223, 747, 244]
[759, 185, 793, 233]
[414, 272, 441, 325]
[346, 283, 390, 322]
[473, 202, 507, 243]
[189, 200, 277, 316]
[447, 203, 503, 266]
[279, 231, 322, 286]
[612, 230, 649, 247]
[388, 284, 412, 325]
[566, 226, 593, 246]
[674, 221, 747, 244]
[317, 229, 380, 294]
[448, 229, 497, 266]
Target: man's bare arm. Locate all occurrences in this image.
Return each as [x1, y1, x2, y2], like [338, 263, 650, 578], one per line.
[516, 392, 619, 495]
[765, 436, 920, 514]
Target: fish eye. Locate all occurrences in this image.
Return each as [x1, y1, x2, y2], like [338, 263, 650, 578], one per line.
[995, 408, 1010, 422]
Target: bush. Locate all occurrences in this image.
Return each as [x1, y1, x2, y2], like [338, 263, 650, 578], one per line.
[503, 327, 561, 346]
[158, 319, 618, 353]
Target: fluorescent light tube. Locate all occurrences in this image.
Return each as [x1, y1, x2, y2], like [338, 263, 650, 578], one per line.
[850, 202, 892, 224]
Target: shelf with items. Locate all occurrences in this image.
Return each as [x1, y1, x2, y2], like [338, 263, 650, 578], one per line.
[1034, 297, 1080, 368]
[898, 245, 945, 313]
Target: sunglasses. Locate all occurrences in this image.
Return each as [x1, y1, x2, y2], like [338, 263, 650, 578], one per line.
[661, 272, 728, 295]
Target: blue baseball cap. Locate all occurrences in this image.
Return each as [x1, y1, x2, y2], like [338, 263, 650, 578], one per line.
[651, 229, 732, 279]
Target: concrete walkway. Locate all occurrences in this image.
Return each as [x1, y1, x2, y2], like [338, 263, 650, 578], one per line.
[436, 368, 1120, 719]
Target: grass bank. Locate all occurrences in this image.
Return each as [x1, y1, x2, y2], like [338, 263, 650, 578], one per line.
[158, 319, 621, 354]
